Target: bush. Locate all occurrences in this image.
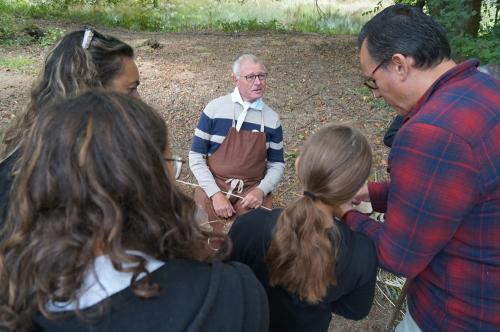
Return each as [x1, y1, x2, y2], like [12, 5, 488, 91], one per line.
[427, 0, 500, 63]
[388, 0, 500, 63]
[39, 27, 65, 47]
[0, 6, 17, 41]
[0, 0, 372, 34]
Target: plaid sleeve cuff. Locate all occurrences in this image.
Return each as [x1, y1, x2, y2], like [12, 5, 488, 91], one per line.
[343, 209, 382, 238]
[343, 210, 369, 231]
[368, 181, 389, 213]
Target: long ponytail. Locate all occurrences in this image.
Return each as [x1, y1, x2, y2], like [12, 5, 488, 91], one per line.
[266, 195, 341, 303]
[265, 123, 372, 303]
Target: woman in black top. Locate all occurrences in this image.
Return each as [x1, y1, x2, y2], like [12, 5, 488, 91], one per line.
[229, 123, 378, 332]
[0, 91, 268, 332]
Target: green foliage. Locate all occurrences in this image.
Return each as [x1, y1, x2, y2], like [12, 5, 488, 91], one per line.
[364, 0, 499, 64]
[0, 56, 35, 70]
[0, 18, 33, 46]
[0, 0, 373, 34]
[0, 6, 66, 47]
[0, 14, 17, 41]
[452, 28, 500, 63]
[427, 0, 499, 63]
[358, 87, 393, 114]
[214, 19, 285, 33]
[287, 7, 368, 35]
[362, 0, 384, 16]
[39, 27, 65, 46]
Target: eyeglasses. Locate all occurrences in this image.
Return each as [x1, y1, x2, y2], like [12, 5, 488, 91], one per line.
[364, 59, 386, 90]
[164, 155, 184, 179]
[242, 73, 267, 83]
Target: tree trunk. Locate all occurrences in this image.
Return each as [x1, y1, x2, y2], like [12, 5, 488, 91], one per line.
[465, 0, 482, 37]
[495, 0, 500, 26]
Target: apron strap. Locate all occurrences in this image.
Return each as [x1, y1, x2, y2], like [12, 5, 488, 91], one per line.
[232, 104, 236, 128]
[260, 110, 264, 132]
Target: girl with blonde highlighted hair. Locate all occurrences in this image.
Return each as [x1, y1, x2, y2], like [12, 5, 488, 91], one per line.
[229, 123, 377, 332]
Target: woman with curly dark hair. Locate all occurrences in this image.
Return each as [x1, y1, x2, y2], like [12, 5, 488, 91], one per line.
[0, 28, 140, 224]
[0, 91, 268, 332]
[229, 123, 377, 332]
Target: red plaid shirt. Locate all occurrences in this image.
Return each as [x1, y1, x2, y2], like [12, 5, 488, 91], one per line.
[345, 60, 500, 331]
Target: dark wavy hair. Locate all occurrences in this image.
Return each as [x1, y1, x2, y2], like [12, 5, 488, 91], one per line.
[266, 124, 372, 303]
[0, 91, 227, 331]
[1, 29, 134, 158]
[358, 4, 451, 70]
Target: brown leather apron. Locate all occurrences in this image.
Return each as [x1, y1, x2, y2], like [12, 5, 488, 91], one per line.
[194, 108, 272, 228]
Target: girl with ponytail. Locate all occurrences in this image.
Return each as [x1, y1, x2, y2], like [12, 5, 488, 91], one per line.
[229, 123, 378, 332]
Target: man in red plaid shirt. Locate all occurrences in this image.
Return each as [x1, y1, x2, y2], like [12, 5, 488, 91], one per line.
[334, 4, 500, 331]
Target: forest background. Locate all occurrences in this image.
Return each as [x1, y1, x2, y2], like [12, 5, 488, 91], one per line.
[0, 0, 499, 331]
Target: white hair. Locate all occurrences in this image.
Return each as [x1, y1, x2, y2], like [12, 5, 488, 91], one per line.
[232, 54, 265, 77]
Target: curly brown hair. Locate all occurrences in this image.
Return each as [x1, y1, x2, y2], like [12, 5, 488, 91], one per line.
[1, 29, 134, 158]
[266, 124, 372, 303]
[0, 91, 228, 331]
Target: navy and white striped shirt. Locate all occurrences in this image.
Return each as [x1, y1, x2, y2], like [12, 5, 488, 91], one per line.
[189, 89, 284, 197]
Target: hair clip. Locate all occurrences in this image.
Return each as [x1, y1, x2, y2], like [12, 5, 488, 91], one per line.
[81, 28, 94, 49]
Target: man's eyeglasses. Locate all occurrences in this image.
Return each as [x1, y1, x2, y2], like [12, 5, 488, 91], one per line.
[164, 155, 184, 179]
[364, 59, 387, 90]
[242, 73, 267, 83]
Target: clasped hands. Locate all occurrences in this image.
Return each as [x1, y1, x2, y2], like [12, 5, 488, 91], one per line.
[211, 188, 265, 219]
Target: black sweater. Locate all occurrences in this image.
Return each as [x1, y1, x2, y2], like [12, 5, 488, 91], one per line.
[33, 259, 269, 332]
[229, 209, 377, 332]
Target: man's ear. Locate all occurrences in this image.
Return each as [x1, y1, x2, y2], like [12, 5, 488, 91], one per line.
[232, 73, 238, 85]
[391, 53, 411, 81]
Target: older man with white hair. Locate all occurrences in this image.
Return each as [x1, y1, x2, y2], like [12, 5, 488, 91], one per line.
[189, 54, 284, 222]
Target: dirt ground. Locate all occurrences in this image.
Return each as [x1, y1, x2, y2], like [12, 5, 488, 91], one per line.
[0, 24, 397, 331]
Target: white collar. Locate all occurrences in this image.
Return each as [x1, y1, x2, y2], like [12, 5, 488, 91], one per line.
[47, 251, 165, 312]
[231, 87, 264, 111]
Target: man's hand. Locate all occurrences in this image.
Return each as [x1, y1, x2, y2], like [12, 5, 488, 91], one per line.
[211, 192, 235, 219]
[333, 201, 355, 220]
[352, 183, 370, 204]
[241, 188, 265, 209]
[333, 184, 370, 219]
